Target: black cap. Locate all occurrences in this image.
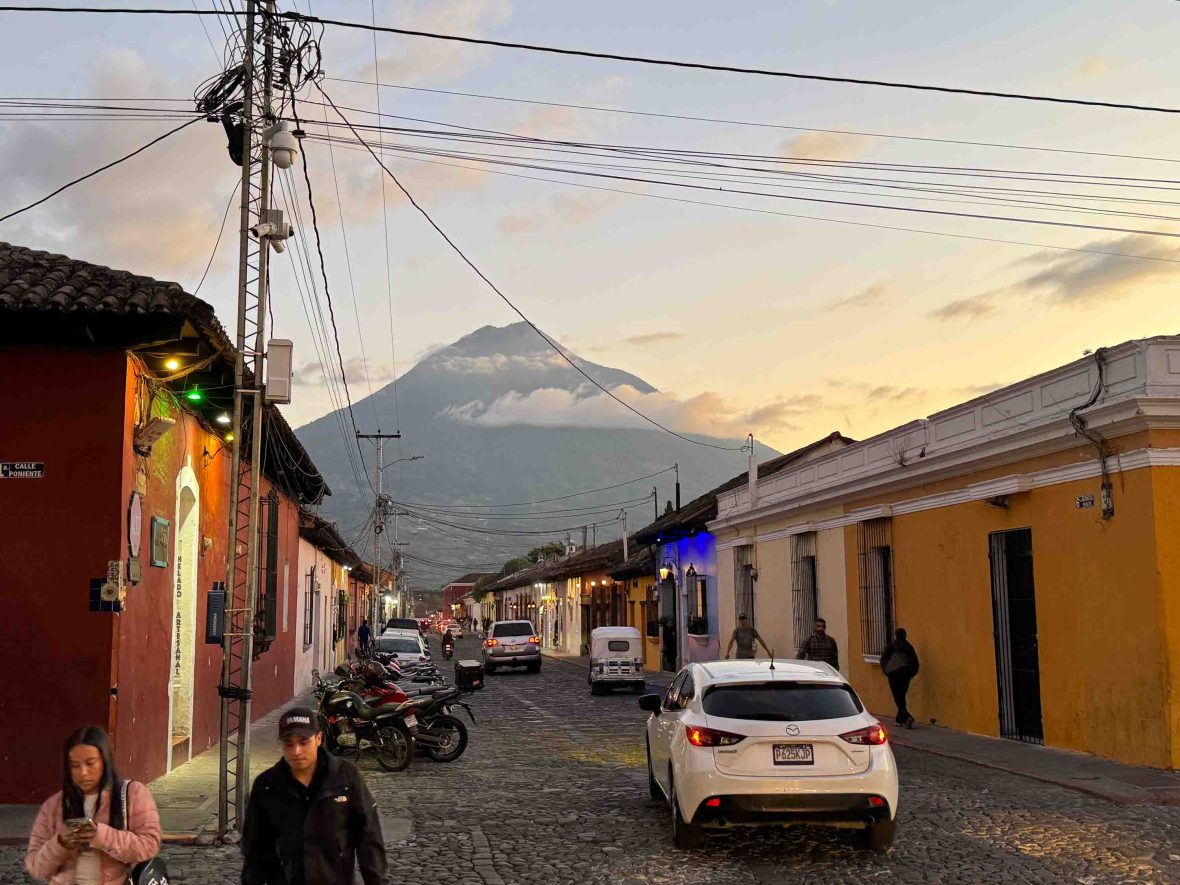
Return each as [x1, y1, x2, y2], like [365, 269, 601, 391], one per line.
[278, 707, 319, 739]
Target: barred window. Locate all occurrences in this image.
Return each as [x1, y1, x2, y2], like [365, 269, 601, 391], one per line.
[734, 545, 755, 626]
[857, 519, 895, 656]
[791, 532, 819, 649]
[303, 569, 315, 649]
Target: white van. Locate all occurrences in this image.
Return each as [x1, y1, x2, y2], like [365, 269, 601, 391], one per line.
[588, 626, 645, 694]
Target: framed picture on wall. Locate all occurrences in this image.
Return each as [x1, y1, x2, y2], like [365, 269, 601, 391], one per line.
[150, 516, 170, 568]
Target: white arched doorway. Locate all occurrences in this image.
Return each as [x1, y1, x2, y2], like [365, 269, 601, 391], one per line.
[167, 460, 200, 771]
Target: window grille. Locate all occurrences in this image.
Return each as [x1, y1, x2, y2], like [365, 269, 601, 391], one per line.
[303, 569, 315, 649]
[857, 519, 895, 656]
[687, 575, 709, 634]
[791, 532, 819, 649]
[734, 546, 755, 626]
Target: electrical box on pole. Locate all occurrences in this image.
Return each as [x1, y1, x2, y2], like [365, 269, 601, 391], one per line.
[265, 339, 293, 404]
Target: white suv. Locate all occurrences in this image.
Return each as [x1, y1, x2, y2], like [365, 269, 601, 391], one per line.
[640, 660, 898, 850]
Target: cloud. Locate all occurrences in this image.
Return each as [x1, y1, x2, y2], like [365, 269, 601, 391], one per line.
[294, 357, 395, 387]
[930, 233, 1180, 322]
[497, 192, 620, 235]
[779, 130, 873, 162]
[366, 0, 513, 86]
[443, 385, 820, 437]
[621, 332, 684, 347]
[1012, 234, 1180, 305]
[0, 50, 237, 284]
[1076, 56, 1112, 78]
[928, 291, 1001, 321]
[827, 282, 887, 312]
[431, 353, 569, 375]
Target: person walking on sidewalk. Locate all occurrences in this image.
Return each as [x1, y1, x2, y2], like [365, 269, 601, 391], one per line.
[725, 613, 771, 660]
[356, 619, 372, 656]
[880, 628, 920, 728]
[242, 707, 386, 885]
[26, 725, 161, 884]
[796, 618, 840, 671]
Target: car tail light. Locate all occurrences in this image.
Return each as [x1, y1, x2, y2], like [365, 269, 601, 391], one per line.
[704, 797, 721, 808]
[868, 796, 886, 807]
[528, 636, 539, 644]
[840, 724, 888, 745]
[484, 638, 498, 648]
[685, 725, 745, 747]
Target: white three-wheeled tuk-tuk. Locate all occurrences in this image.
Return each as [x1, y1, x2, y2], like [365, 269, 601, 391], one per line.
[588, 626, 645, 694]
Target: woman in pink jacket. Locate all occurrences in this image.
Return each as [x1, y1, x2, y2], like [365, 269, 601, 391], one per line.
[26, 725, 161, 884]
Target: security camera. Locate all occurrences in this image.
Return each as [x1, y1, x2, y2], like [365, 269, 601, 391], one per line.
[263, 122, 299, 170]
[250, 221, 277, 239]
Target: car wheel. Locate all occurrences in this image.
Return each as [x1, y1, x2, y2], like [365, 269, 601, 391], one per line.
[485, 664, 496, 675]
[527, 662, 542, 674]
[645, 740, 662, 801]
[590, 682, 603, 696]
[861, 818, 896, 851]
[669, 773, 703, 850]
[634, 682, 647, 694]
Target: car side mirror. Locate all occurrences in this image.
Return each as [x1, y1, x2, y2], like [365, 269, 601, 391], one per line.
[638, 694, 662, 714]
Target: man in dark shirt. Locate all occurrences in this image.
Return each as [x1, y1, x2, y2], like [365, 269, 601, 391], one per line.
[241, 707, 386, 884]
[356, 619, 372, 655]
[796, 618, 840, 671]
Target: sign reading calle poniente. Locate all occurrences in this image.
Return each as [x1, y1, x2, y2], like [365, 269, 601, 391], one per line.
[1, 461, 44, 478]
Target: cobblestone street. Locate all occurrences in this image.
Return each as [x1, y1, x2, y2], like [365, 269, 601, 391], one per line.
[5, 637, 1180, 884]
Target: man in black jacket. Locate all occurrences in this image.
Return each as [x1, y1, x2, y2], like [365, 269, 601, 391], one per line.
[241, 707, 386, 884]
[879, 628, 920, 729]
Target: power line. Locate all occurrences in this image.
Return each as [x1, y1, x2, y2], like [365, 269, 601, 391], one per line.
[193, 178, 240, 296]
[0, 115, 203, 224]
[312, 133, 1180, 268]
[330, 78, 1180, 167]
[5, 7, 1180, 114]
[396, 465, 675, 509]
[288, 93, 374, 489]
[315, 84, 746, 453]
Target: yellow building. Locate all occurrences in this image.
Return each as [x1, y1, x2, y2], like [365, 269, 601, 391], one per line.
[611, 547, 661, 671]
[712, 338, 1180, 770]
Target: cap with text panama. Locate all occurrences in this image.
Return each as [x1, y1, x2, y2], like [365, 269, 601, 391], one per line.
[278, 707, 319, 739]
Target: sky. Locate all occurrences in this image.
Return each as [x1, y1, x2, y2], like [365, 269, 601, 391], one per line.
[3, 0, 1180, 456]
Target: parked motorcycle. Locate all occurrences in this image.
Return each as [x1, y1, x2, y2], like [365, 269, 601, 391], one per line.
[313, 673, 417, 772]
[411, 686, 474, 762]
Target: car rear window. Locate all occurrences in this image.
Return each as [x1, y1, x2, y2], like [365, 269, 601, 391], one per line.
[607, 640, 631, 652]
[703, 682, 863, 721]
[493, 622, 533, 637]
[387, 619, 418, 630]
[375, 637, 421, 654]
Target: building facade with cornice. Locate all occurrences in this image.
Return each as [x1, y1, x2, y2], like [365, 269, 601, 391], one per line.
[710, 337, 1180, 769]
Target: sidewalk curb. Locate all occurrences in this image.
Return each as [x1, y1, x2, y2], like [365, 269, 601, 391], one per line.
[887, 729, 1180, 808]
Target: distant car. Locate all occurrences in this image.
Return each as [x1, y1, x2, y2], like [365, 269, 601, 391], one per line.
[386, 617, 422, 634]
[371, 632, 429, 665]
[640, 659, 898, 850]
[482, 620, 541, 674]
[446, 622, 464, 639]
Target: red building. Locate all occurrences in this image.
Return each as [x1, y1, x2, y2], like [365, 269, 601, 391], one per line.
[0, 243, 338, 802]
[442, 573, 493, 618]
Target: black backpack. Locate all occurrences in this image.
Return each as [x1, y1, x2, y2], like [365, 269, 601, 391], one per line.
[119, 780, 171, 885]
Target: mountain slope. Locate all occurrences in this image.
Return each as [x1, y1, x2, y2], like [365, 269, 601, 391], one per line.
[295, 322, 773, 586]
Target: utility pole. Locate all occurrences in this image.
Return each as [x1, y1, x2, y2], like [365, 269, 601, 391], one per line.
[674, 462, 681, 511]
[218, 0, 275, 839]
[652, 487, 658, 522]
[358, 431, 401, 629]
[621, 509, 629, 562]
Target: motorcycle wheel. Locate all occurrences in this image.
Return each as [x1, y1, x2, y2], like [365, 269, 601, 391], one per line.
[375, 724, 413, 772]
[423, 714, 469, 763]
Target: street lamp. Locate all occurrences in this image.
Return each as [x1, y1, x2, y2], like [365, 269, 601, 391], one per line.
[380, 454, 424, 472]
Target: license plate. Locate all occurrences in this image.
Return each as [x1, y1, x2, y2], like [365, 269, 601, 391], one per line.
[773, 743, 813, 765]
[404, 715, 417, 728]
[508, 644, 523, 651]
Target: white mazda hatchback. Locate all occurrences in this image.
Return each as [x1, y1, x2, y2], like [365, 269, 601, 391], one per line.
[640, 660, 899, 850]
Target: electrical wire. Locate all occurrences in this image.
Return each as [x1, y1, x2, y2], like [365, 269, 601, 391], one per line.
[394, 465, 675, 509]
[192, 178, 241, 296]
[315, 84, 747, 452]
[8, 7, 1179, 115]
[0, 115, 204, 224]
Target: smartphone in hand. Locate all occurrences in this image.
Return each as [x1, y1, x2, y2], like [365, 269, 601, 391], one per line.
[64, 818, 92, 830]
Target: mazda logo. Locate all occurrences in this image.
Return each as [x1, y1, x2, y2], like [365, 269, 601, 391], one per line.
[785, 724, 800, 736]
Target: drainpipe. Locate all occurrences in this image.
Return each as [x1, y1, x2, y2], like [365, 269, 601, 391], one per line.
[1069, 348, 1114, 519]
[747, 434, 758, 508]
